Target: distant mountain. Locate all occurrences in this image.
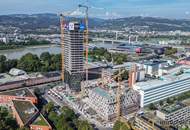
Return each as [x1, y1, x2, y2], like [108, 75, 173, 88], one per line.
[0, 13, 190, 32]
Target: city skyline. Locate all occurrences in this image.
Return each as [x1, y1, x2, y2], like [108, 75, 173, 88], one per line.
[0, 0, 190, 19]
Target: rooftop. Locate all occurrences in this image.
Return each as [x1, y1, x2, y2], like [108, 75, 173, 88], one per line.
[92, 87, 115, 100]
[135, 68, 190, 91]
[0, 73, 17, 84]
[32, 114, 49, 126]
[138, 60, 167, 66]
[161, 64, 182, 71]
[12, 100, 38, 125]
[0, 88, 35, 97]
[160, 103, 186, 114]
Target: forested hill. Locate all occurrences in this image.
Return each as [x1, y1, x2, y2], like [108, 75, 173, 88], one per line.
[1, 13, 190, 32]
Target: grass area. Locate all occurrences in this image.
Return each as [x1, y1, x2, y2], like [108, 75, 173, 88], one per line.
[32, 114, 49, 126]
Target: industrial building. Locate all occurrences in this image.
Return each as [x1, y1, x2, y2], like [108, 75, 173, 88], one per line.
[134, 67, 190, 107]
[12, 100, 52, 130]
[156, 101, 190, 127]
[63, 21, 84, 92]
[0, 71, 61, 91]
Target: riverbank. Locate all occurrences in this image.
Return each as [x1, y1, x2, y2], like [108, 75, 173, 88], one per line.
[0, 44, 61, 59]
[0, 40, 54, 50]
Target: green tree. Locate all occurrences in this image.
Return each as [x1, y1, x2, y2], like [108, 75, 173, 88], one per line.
[61, 106, 77, 121]
[149, 103, 157, 110]
[40, 52, 51, 62]
[16, 127, 29, 130]
[76, 120, 93, 130]
[5, 59, 17, 71]
[17, 53, 41, 72]
[113, 120, 131, 130]
[0, 106, 18, 130]
[0, 55, 6, 73]
[43, 102, 54, 114]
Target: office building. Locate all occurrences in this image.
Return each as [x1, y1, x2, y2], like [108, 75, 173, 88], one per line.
[134, 67, 190, 107]
[156, 102, 190, 126]
[64, 22, 84, 92]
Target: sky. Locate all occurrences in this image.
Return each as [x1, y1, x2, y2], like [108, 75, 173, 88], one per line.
[0, 0, 190, 19]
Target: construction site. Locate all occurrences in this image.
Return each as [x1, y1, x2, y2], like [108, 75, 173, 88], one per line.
[47, 2, 190, 130]
[55, 4, 148, 129]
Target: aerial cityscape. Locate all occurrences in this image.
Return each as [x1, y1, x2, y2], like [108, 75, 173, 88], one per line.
[1, 0, 190, 130]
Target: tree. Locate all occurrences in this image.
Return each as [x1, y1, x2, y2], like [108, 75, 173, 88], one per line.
[0, 106, 18, 130]
[48, 111, 59, 124]
[40, 52, 51, 62]
[43, 102, 54, 114]
[61, 106, 77, 121]
[149, 103, 157, 110]
[159, 100, 164, 106]
[113, 120, 131, 130]
[5, 59, 17, 71]
[17, 53, 41, 72]
[0, 55, 6, 73]
[164, 47, 177, 56]
[76, 120, 93, 130]
[17, 127, 29, 130]
[166, 98, 174, 104]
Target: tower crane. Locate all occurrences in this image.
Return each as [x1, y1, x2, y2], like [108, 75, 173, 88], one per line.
[78, 4, 89, 82]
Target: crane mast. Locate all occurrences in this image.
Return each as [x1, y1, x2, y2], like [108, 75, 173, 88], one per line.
[79, 4, 89, 82]
[60, 15, 65, 82]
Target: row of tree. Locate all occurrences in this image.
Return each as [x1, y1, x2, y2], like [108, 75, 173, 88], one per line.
[0, 40, 51, 50]
[0, 52, 61, 73]
[89, 47, 128, 65]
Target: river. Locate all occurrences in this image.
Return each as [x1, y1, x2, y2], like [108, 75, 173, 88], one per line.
[0, 42, 118, 59]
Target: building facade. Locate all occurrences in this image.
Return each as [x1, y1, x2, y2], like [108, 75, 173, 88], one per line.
[134, 68, 190, 107]
[86, 86, 140, 121]
[156, 103, 190, 126]
[64, 22, 84, 92]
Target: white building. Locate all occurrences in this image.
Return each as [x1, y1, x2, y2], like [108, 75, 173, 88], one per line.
[9, 68, 26, 76]
[134, 67, 190, 107]
[136, 60, 168, 76]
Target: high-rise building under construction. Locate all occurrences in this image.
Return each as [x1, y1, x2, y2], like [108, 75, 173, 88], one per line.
[63, 21, 84, 92]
